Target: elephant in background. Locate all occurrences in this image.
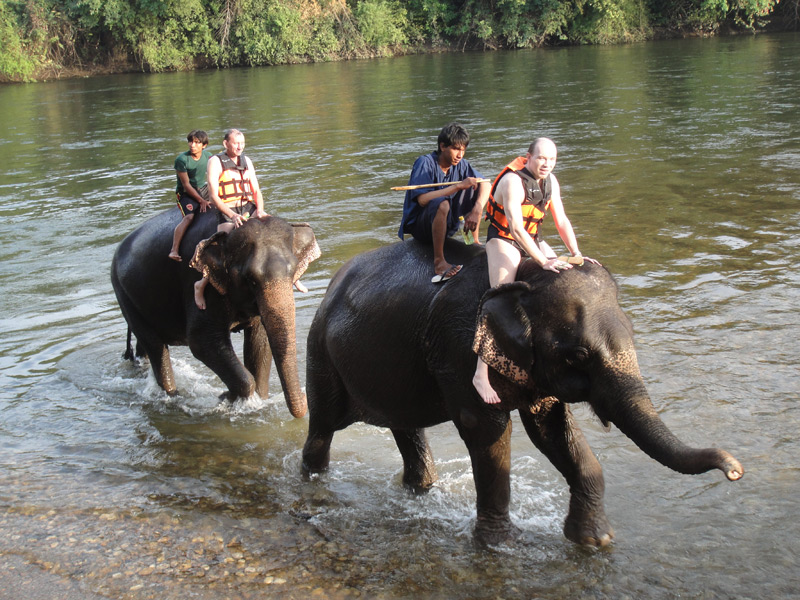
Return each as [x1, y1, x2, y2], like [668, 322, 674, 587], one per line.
[111, 208, 320, 417]
[302, 238, 743, 545]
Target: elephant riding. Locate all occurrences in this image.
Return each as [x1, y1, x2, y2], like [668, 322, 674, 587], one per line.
[111, 208, 320, 417]
[302, 238, 743, 545]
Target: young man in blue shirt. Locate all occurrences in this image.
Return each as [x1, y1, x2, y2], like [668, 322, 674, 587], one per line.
[398, 122, 490, 283]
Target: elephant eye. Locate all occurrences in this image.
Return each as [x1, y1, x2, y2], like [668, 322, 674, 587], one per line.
[565, 346, 590, 366]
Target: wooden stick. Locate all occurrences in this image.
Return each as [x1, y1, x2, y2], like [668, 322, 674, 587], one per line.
[391, 179, 490, 191]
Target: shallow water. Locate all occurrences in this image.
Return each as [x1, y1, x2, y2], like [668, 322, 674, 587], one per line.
[1, 33, 799, 599]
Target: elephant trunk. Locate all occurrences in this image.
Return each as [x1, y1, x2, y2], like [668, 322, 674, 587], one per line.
[598, 351, 743, 482]
[257, 279, 307, 419]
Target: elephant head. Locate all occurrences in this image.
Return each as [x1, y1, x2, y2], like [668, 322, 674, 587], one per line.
[190, 217, 321, 417]
[472, 261, 743, 482]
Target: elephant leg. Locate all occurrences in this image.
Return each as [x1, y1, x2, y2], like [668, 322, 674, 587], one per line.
[302, 350, 351, 475]
[189, 324, 255, 401]
[391, 429, 437, 493]
[302, 428, 334, 475]
[118, 302, 177, 394]
[518, 400, 614, 547]
[243, 318, 272, 398]
[458, 413, 515, 545]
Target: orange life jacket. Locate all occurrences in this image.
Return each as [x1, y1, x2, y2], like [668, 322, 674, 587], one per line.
[217, 152, 254, 204]
[485, 156, 552, 241]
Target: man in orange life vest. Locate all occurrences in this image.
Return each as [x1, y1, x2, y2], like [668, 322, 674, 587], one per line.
[472, 137, 599, 404]
[193, 128, 306, 309]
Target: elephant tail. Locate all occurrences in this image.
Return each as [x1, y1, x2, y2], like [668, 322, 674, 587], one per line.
[123, 327, 135, 361]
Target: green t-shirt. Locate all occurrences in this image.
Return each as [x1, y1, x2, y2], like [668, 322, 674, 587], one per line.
[174, 149, 212, 194]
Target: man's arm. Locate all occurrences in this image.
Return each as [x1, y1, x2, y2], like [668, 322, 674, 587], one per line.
[548, 176, 581, 257]
[245, 156, 268, 218]
[177, 171, 210, 211]
[501, 176, 549, 266]
[206, 156, 227, 213]
[415, 178, 482, 207]
[464, 180, 491, 238]
[405, 154, 477, 207]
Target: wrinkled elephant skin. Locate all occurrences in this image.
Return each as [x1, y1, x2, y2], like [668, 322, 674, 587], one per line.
[302, 238, 743, 545]
[111, 208, 320, 417]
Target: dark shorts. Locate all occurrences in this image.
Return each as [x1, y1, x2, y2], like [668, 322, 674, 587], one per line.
[404, 187, 477, 243]
[486, 223, 536, 257]
[218, 201, 257, 225]
[176, 185, 209, 217]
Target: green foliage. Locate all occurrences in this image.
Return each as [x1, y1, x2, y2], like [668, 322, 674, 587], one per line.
[0, 2, 38, 81]
[230, 0, 347, 65]
[568, 0, 652, 44]
[353, 0, 408, 50]
[496, 0, 573, 46]
[0, 0, 789, 82]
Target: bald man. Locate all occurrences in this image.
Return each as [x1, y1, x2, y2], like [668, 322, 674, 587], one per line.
[473, 138, 599, 404]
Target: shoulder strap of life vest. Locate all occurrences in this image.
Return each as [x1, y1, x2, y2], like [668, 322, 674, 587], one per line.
[485, 157, 551, 239]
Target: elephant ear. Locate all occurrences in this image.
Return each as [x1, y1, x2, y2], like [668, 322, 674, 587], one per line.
[291, 223, 321, 283]
[190, 231, 230, 295]
[473, 282, 535, 388]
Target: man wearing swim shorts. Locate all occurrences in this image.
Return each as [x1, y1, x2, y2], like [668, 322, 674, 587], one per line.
[473, 137, 599, 404]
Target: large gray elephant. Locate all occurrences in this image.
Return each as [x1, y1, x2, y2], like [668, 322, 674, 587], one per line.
[302, 238, 743, 545]
[111, 208, 320, 417]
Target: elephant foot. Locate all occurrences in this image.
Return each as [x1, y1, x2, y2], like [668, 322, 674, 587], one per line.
[302, 434, 333, 475]
[402, 472, 437, 495]
[473, 515, 519, 546]
[563, 504, 615, 547]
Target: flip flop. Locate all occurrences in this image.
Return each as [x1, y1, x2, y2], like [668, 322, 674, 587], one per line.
[431, 264, 462, 284]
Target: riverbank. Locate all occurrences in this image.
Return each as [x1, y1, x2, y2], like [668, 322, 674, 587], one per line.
[0, 27, 775, 84]
[2, 0, 796, 84]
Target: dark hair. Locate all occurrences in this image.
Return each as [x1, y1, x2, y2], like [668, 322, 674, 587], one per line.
[187, 129, 209, 145]
[437, 122, 470, 151]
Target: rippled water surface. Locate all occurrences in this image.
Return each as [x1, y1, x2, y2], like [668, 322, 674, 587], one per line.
[1, 34, 799, 599]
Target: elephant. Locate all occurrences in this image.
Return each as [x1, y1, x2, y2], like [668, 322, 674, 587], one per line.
[301, 238, 743, 545]
[111, 208, 320, 417]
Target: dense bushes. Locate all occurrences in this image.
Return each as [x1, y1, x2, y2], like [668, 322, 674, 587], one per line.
[1, 0, 794, 82]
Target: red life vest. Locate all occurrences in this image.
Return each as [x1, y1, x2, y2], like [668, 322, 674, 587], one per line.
[216, 152, 254, 204]
[485, 156, 552, 241]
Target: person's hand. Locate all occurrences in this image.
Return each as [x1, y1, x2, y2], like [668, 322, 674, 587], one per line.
[255, 208, 269, 220]
[583, 256, 602, 266]
[230, 213, 244, 228]
[464, 205, 482, 231]
[542, 257, 572, 273]
[199, 199, 210, 213]
[458, 177, 480, 190]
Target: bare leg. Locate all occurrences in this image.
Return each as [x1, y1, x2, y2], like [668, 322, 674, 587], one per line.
[432, 200, 458, 276]
[473, 358, 501, 404]
[192, 223, 232, 310]
[473, 238, 522, 404]
[194, 277, 208, 310]
[170, 213, 194, 261]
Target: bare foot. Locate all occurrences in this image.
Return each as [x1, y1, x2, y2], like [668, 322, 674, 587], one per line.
[294, 280, 308, 293]
[194, 279, 207, 310]
[433, 259, 460, 277]
[431, 263, 462, 283]
[473, 364, 501, 404]
[168, 250, 182, 262]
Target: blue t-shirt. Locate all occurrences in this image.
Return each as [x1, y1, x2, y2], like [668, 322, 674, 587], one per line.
[397, 151, 483, 239]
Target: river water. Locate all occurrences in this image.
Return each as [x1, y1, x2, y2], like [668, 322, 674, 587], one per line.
[1, 33, 799, 599]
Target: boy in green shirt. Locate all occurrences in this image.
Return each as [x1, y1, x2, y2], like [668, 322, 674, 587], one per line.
[169, 130, 212, 261]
